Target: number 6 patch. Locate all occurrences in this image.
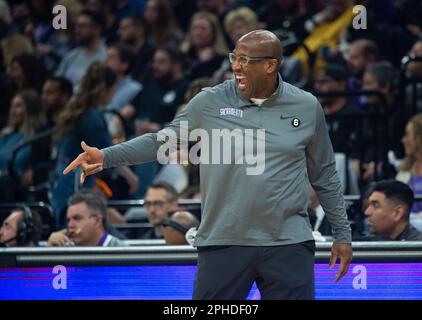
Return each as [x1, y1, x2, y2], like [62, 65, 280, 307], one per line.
[291, 118, 300, 127]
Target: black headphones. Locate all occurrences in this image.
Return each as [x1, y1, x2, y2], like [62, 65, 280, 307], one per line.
[16, 205, 34, 246]
[161, 219, 189, 234]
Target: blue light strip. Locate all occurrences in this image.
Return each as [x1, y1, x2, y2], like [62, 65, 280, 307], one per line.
[1, 263, 421, 300]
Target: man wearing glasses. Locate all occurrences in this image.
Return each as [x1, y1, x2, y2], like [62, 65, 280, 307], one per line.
[63, 30, 352, 299]
[141, 182, 179, 239]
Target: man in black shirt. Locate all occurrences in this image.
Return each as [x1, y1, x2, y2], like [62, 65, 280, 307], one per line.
[363, 180, 422, 241]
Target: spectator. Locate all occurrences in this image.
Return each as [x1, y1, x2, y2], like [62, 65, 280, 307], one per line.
[34, 0, 81, 71]
[362, 61, 398, 111]
[41, 77, 74, 127]
[404, 39, 422, 114]
[0, 90, 46, 202]
[0, 206, 42, 247]
[346, 38, 379, 109]
[261, 0, 310, 42]
[362, 61, 403, 179]
[224, 6, 261, 50]
[195, 0, 235, 43]
[84, 0, 119, 45]
[8, 54, 49, 94]
[212, 6, 260, 83]
[20, 77, 73, 193]
[141, 182, 179, 239]
[406, 39, 422, 79]
[162, 210, 199, 245]
[51, 62, 116, 226]
[144, 0, 183, 47]
[132, 45, 189, 135]
[1, 34, 34, 72]
[314, 63, 361, 192]
[396, 113, 422, 231]
[47, 189, 126, 246]
[180, 11, 228, 80]
[55, 11, 107, 90]
[363, 180, 422, 240]
[117, 15, 155, 84]
[105, 44, 142, 141]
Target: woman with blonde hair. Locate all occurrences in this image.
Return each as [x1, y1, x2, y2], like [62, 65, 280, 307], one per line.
[212, 6, 262, 83]
[223, 6, 261, 47]
[180, 11, 228, 80]
[396, 113, 422, 231]
[51, 62, 116, 223]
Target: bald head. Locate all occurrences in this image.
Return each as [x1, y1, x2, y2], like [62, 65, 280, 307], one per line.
[171, 211, 199, 229]
[238, 30, 283, 62]
[163, 211, 199, 245]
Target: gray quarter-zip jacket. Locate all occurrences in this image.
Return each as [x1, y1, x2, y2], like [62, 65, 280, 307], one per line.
[102, 75, 352, 246]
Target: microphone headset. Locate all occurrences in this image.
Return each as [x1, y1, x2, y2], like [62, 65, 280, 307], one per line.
[0, 205, 34, 247]
[161, 219, 189, 234]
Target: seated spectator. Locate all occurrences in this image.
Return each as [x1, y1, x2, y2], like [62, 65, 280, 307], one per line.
[47, 189, 126, 246]
[404, 39, 422, 114]
[8, 53, 49, 94]
[0, 206, 42, 247]
[144, 0, 183, 48]
[180, 11, 228, 80]
[212, 6, 261, 84]
[34, 0, 81, 72]
[224, 6, 261, 47]
[117, 15, 155, 84]
[104, 44, 142, 142]
[406, 39, 422, 80]
[1, 34, 34, 73]
[314, 63, 361, 193]
[51, 62, 116, 226]
[346, 38, 379, 110]
[0, 90, 46, 202]
[55, 11, 107, 90]
[131, 45, 189, 135]
[140, 182, 179, 239]
[20, 77, 73, 194]
[162, 211, 199, 245]
[83, 0, 119, 45]
[362, 61, 403, 179]
[363, 180, 422, 241]
[396, 114, 422, 231]
[260, 0, 309, 43]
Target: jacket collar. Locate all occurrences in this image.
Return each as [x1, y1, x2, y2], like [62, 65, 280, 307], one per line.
[236, 73, 284, 108]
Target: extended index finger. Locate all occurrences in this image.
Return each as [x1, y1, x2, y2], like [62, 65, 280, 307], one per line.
[63, 155, 84, 174]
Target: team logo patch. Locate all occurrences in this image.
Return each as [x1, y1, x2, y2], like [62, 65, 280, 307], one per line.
[219, 107, 243, 118]
[291, 118, 300, 127]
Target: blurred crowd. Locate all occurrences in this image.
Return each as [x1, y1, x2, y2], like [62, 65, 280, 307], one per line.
[1, 0, 422, 245]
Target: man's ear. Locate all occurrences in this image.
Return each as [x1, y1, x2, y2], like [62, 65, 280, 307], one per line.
[93, 214, 102, 227]
[392, 204, 406, 222]
[266, 59, 279, 74]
